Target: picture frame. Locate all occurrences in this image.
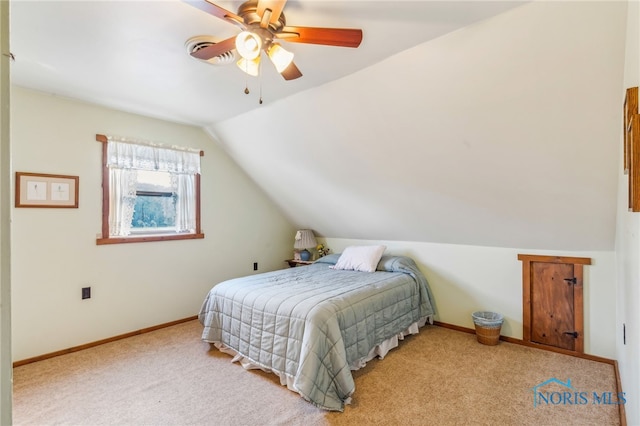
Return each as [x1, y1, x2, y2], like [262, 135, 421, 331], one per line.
[630, 115, 640, 212]
[15, 172, 79, 208]
[624, 87, 638, 175]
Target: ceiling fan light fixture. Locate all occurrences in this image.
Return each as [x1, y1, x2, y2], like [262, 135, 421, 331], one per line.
[184, 0, 364, 83]
[237, 56, 261, 77]
[236, 31, 262, 60]
[267, 43, 294, 74]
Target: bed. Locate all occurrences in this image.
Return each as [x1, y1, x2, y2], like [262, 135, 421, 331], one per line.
[198, 250, 435, 411]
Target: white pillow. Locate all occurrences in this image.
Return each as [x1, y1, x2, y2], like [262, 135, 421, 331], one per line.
[331, 245, 387, 273]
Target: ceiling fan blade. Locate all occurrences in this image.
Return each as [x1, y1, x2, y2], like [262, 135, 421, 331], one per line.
[280, 61, 302, 81]
[278, 26, 363, 48]
[190, 36, 237, 60]
[182, 0, 245, 28]
[257, 0, 287, 26]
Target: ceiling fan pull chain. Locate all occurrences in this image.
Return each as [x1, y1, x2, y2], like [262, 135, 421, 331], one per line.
[258, 57, 263, 105]
[244, 60, 250, 95]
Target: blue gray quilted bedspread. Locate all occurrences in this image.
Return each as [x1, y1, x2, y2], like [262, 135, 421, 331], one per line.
[198, 254, 435, 411]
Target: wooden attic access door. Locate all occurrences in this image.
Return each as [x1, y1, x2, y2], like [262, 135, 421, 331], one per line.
[518, 254, 591, 353]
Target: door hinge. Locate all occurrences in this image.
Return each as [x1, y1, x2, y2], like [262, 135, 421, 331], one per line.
[563, 331, 579, 338]
[563, 277, 577, 285]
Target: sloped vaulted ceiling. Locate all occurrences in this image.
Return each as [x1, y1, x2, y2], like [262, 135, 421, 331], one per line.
[9, 0, 526, 126]
[208, 1, 627, 251]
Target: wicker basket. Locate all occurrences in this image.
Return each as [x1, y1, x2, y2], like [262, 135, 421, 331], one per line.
[474, 323, 502, 345]
[472, 311, 504, 346]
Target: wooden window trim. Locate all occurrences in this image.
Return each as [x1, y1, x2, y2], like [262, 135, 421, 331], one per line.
[95, 134, 204, 245]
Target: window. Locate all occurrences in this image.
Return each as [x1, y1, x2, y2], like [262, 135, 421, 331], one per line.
[131, 170, 176, 233]
[96, 134, 204, 245]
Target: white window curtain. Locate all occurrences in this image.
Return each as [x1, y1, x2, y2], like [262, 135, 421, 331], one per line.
[175, 174, 196, 233]
[106, 139, 201, 174]
[109, 168, 138, 237]
[106, 137, 201, 236]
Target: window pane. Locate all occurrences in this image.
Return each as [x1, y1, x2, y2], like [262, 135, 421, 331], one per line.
[137, 170, 172, 188]
[131, 170, 176, 229]
[132, 194, 176, 228]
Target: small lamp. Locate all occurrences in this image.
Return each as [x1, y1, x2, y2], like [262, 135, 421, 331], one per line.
[294, 229, 317, 261]
[237, 56, 261, 76]
[235, 31, 262, 60]
[267, 43, 294, 74]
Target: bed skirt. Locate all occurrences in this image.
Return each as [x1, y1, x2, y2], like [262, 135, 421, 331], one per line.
[211, 315, 433, 404]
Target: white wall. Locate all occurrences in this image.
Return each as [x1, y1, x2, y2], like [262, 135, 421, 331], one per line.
[211, 1, 626, 252]
[10, 87, 295, 361]
[616, 0, 640, 424]
[206, 0, 625, 379]
[323, 238, 616, 359]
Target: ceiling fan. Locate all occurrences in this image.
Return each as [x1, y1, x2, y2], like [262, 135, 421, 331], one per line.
[184, 0, 363, 81]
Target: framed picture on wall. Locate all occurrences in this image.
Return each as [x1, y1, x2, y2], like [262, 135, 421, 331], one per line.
[15, 172, 79, 208]
[624, 87, 638, 175]
[624, 87, 639, 211]
[631, 115, 640, 212]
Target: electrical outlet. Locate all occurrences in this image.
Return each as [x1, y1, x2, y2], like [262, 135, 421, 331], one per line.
[253, 262, 258, 271]
[82, 287, 91, 300]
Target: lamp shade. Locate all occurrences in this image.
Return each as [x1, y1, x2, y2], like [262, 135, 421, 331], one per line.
[294, 229, 317, 250]
[237, 56, 260, 76]
[235, 31, 262, 60]
[267, 43, 294, 74]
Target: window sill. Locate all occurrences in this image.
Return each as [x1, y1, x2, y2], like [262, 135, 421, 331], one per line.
[96, 233, 205, 245]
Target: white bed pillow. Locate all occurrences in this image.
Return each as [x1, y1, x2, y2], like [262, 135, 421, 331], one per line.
[331, 245, 387, 273]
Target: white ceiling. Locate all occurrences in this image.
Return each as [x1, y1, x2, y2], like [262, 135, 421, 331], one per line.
[10, 0, 525, 126]
[11, 0, 626, 252]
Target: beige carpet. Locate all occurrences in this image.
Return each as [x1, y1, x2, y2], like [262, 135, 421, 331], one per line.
[13, 320, 621, 425]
